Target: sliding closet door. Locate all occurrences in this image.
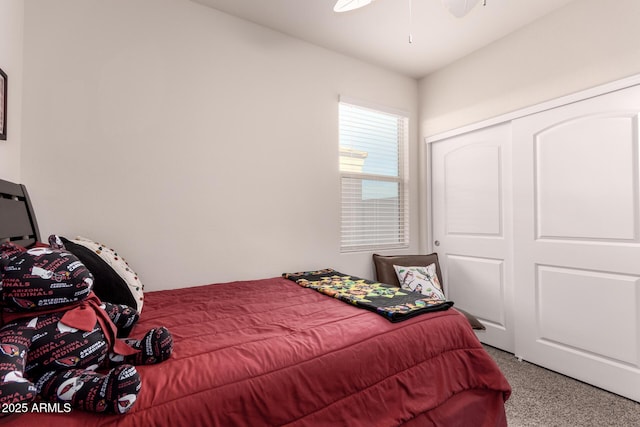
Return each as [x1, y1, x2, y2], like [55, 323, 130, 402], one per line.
[431, 123, 514, 352]
[513, 84, 640, 401]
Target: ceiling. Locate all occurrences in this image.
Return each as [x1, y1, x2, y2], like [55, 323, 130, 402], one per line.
[190, 0, 576, 79]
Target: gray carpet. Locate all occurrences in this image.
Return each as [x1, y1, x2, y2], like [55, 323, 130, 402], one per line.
[483, 345, 640, 426]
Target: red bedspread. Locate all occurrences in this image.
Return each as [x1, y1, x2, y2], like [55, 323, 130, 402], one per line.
[5, 277, 510, 426]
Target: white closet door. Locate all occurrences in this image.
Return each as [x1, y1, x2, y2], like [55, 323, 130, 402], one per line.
[431, 123, 514, 352]
[513, 84, 640, 402]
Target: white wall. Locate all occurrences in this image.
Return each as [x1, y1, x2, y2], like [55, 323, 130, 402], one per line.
[0, 0, 24, 182]
[20, 0, 418, 290]
[419, 0, 640, 138]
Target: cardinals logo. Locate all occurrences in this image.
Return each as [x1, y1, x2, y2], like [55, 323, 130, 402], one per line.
[31, 266, 70, 282]
[57, 321, 79, 334]
[55, 356, 80, 368]
[26, 317, 39, 329]
[3, 371, 29, 383]
[82, 277, 94, 288]
[12, 297, 36, 309]
[57, 377, 85, 401]
[0, 343, 20, 357]
[116, 394, 137, 414]
[26, 247, 53, 256]
[109, 353, 125, 363]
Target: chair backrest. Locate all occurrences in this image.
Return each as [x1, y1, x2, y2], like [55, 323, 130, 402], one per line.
[373, 252, 486, 330]
[372, 253, 444, 287]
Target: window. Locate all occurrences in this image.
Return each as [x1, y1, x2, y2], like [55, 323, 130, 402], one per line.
[339, 98, 409, 252]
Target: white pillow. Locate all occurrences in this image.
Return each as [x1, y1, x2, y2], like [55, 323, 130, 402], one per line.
[72, 236, 144, 312]
[393, 263, 446, 301]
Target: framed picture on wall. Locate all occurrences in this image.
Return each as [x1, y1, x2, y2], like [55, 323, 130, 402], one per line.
[0, 68, 6, 141]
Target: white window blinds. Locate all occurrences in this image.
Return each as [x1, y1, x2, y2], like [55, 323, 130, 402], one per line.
[339, 99, 409, 252]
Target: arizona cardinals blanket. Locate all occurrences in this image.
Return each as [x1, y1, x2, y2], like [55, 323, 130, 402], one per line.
[283, 269, 453, 322]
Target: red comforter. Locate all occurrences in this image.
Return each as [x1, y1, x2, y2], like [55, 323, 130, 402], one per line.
[5, 277, 510, 426]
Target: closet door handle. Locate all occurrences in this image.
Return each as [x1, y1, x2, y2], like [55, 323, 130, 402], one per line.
[434, 240, 440, 247]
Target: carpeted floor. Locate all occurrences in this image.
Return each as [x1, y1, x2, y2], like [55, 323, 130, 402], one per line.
[483, 345, 640, 426]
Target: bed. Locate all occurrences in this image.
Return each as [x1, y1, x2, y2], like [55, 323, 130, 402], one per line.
[0, 178, 510, 426]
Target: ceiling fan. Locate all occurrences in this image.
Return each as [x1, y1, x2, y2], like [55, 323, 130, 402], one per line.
[334, 0, 484, 18]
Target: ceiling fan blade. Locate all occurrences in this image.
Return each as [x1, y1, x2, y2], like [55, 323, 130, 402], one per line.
[441, 0, 481, 17]
[334, 0, 375, 13]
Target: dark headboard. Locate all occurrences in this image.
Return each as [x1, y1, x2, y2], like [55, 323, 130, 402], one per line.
[0, 178, 41, 247]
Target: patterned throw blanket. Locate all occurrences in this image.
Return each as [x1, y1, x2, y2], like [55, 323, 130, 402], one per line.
[283, 269, 453, 322]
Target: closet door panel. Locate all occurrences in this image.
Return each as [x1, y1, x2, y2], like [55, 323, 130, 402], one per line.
[536, 265, 639, 365]
[431, 123, 514, 351]
[535, 113, 639, 241]
[513, 84, 640, 402]
[447, 255, 506, 328]
[444, 145, 502, 236]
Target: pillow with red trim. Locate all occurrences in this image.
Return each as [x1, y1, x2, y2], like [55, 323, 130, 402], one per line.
[48, 235, 144, 312]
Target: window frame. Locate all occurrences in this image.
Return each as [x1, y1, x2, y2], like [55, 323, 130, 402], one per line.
[338, 97, 410, 253]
